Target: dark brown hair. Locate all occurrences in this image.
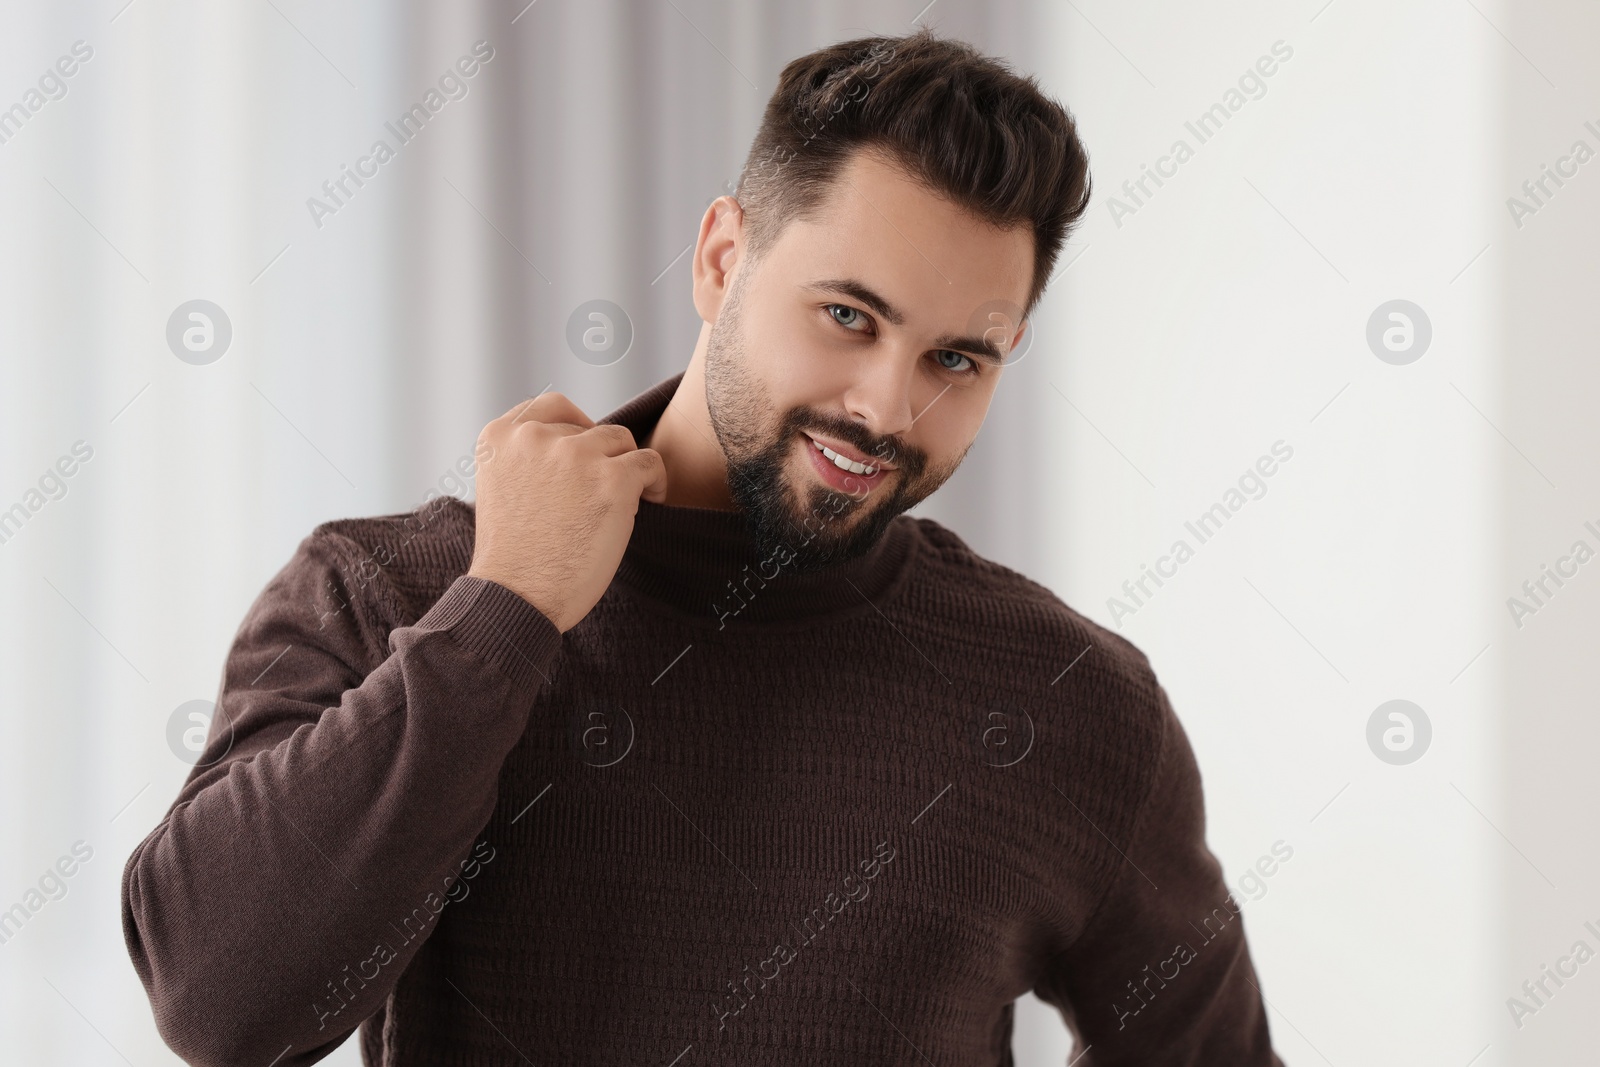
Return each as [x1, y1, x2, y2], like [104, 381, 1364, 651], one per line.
[734, 28, 1092, 318]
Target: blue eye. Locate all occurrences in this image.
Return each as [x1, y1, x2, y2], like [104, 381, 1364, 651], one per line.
[827, 304, 868, 330]
[934, 350, 977, 375]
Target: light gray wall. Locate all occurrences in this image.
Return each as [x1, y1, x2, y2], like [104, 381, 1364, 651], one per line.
[1, 1, 1593, 1064]
[1501, 2, 1600, 1062]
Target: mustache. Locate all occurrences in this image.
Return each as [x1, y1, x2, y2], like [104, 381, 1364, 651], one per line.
[787, 413, 920, 474]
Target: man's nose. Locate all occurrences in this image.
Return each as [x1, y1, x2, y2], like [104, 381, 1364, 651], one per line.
[839, 347, 917, 439]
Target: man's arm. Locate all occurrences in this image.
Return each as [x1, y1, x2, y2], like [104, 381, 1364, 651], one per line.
[121, 528, 563, 1066]
[1033, 685, 1285, 1065]
[120, 389, 665, 1065]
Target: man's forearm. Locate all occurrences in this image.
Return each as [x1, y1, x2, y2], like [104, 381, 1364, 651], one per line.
[121, 543, 561, 1067]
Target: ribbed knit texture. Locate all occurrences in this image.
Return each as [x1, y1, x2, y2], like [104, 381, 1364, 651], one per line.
[121, 373, 1283, 1066]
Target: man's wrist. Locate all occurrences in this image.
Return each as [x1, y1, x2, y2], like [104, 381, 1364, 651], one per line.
[465, 565, 567, 633]
[415, 574, 565, 686]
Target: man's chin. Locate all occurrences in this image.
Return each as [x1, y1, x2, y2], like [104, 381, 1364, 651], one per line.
[741, 488, 894, 573]
[723, 437, 918, 574]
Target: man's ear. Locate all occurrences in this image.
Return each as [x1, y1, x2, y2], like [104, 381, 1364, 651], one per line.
[691, 195, 744, 323]
[1010, 320, 1028, 358]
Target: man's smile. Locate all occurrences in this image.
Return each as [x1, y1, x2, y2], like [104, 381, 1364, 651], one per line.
[799, 430, 893, 495]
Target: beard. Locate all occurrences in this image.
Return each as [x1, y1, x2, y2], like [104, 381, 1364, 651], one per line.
[702, 273, 966, 573]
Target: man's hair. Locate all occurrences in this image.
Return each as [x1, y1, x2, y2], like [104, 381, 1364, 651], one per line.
[733, 28, 1092, 318]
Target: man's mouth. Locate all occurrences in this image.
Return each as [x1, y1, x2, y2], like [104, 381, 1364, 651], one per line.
[800, 431, 893, 495]
[801, 431, 894, 475]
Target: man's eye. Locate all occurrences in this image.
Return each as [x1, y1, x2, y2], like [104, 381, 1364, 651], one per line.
[933, 350, 977, 375]
[827, 304, 869, 331]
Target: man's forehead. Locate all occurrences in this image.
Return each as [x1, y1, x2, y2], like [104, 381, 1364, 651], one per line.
[775, 149, 1034, 320]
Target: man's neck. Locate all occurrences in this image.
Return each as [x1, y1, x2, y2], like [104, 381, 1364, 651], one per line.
[642, 346, 738, 511]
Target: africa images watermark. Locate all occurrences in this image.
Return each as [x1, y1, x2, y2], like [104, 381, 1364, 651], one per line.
[1506, 916, 1600, 1030]
[702, 40, 907, 628]
[311, 838, 496, 1032]
[0, 39, 94, 147]
[736, 37, 899, 199]
[1505, 516, 1600, 630]
[0, 439, 95, 549]
[710, 838, 897, 1034]
[1106, 39, 1294, 229]
[1106, 440, 1294, 627]
[1111, 839, 1293, 1031]
[0, 840, 95, 948]
[314, 440, 494, 632]
[1505, 118, 1600, 230]
[711, 485, 854, 628]
[710, 468, 884, 629]
[306, 40, 495, 230]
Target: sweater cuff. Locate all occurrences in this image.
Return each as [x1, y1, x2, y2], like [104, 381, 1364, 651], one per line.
[412, 575, 563, 693]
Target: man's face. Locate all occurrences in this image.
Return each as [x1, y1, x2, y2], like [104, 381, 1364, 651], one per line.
[703, 146, 1035, 571]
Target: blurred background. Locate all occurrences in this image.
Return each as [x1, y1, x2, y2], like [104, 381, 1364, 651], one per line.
[1, 0, 1596, 1062]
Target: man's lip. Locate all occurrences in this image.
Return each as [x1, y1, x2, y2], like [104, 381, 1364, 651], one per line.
[802, 435, 889, 495]
[800, 430, 897, 471]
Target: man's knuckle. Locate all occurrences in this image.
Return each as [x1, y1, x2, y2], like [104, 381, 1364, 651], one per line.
[598, 424, 636, 449]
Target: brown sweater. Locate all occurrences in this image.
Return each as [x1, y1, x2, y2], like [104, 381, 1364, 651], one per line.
[121, 372, 1284, 1066]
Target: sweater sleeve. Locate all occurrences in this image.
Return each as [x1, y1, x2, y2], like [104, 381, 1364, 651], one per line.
[1033, 685, 1285, 1065]
[120, 528, 563, 1067]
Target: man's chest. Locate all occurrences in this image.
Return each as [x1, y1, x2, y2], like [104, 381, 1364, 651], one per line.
[462, 611, 1094, 990]
[380, 599, 1118, 1063]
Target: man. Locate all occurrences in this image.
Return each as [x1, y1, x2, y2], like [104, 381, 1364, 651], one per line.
[123, 28, 1284, 1066]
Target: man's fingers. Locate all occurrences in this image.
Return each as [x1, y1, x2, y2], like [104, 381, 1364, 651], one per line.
[623, 447, 669, 504]
[482, 393, 665, 502]
[578, 423, 643, 458]
[494, 394, 542, 426]
[495, 391, 595, 431]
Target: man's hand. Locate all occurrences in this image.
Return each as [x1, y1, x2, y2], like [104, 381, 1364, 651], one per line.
[467, 391, 668, 633]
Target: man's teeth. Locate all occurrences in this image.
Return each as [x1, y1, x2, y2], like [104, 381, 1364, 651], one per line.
[811, 437, 878, 475]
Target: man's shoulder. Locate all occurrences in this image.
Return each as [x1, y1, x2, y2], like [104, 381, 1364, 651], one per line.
[904, 514, 1163, 714]
[302, 494, 478, 626]
[905, 516, 1177, 854]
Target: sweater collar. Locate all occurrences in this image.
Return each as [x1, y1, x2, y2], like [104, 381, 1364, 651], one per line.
[600, 371, 917, 625]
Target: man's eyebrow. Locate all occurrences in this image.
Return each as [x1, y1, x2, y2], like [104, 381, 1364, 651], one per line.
[931, 328, 1009, 366]
[804, 277, 1013, 365]
[805, 278, 905, 326]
